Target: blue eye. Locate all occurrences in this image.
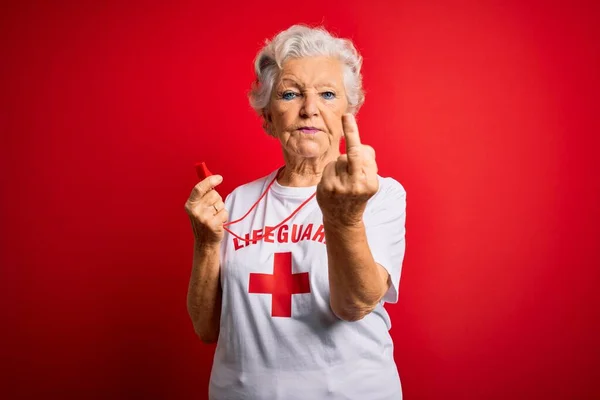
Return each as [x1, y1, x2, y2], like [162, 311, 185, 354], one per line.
[321, 91, 336, 100]
[282, 91, 298, 100]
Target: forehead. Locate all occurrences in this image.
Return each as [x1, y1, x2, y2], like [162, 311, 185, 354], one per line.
[278, 56, 345, 87]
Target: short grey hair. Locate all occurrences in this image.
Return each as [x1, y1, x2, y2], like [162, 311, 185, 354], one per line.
[249, 24, 365, 122]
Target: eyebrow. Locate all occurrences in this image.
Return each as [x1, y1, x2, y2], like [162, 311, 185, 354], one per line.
[278, 78, 340, 89]
[279, 78, 304, 88]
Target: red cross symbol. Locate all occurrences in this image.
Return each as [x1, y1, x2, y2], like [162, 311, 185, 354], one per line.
[248, 252, 311, 318]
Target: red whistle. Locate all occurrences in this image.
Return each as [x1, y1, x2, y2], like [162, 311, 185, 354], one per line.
[195, 161, 213, 180]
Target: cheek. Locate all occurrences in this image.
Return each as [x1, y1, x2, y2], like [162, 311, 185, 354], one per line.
[334, 98, 349, 114]
[323, 98, 347, 116]
[271, 101, 290, 115]
[320, 103, 345, 131]
[275, 106, 298, 126]
[268, 105, 286, 126]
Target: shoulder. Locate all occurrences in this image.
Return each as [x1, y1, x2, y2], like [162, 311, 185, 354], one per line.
[372, 175, 406, 203]
[365, 175, 407, 215]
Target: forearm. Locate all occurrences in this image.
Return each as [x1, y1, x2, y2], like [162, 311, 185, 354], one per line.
[187, 241, 222, 343]
[324, 217, 387, 321]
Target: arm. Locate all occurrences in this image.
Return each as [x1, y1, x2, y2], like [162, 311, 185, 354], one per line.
[317, 113, 405, 321]
[324, 218, 390, 321]
[187, 242, 222, 343]
[184, 174, 228, 343]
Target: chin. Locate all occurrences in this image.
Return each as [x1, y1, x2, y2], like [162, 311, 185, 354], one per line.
[295, 143, 326, 158]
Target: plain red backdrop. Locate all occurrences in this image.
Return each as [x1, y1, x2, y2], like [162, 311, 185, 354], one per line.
[1, 0, 599, 399]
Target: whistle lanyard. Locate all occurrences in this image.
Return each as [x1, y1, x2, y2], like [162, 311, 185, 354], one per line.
[222, 167, 317, 242]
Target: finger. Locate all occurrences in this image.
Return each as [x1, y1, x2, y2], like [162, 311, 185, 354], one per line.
[335, 154, 348, 177]
[343, 114, 362, 150]
[210, 199, 225, 214]
[208, 210, 228, 232]
[190, 175, 223, 201]
[201, 190, 222, 206]
[342, 114, 362, 175]
[317, 160, 337, 192]
[216, 208, 229, 224]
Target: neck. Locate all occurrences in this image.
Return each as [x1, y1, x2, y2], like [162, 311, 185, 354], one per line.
[278, 151, 339, 187]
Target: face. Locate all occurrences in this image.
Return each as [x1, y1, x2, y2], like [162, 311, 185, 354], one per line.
[265, 56, 349, 161]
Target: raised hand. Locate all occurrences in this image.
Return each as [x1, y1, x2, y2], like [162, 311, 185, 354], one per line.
[184, 175, 228, 246]
[316, 113, 379, 227]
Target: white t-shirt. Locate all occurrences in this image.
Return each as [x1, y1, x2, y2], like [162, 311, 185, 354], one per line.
[209, 168, 407, 400]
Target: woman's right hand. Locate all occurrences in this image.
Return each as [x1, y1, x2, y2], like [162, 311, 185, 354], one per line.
[184, 175, 228, 246]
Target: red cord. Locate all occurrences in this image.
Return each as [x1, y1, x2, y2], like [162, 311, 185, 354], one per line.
[194, 162, 317, 244]
[223, 166, 317, 243]
[222, 167, 283, 228]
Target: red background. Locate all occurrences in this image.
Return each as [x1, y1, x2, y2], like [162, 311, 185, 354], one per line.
[2, 1, 599, 399]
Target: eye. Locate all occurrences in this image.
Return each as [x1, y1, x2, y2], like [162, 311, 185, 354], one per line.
[281, 91, 299, 100]
[321, 91, 336, 100]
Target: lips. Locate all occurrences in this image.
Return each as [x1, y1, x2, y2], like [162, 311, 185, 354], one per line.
[298, 127, 320, 133]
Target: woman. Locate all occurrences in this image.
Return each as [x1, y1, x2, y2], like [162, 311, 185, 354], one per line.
[185, 24, 407, 400]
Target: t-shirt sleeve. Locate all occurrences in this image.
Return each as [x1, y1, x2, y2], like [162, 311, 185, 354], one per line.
[364, 177, 407, 304]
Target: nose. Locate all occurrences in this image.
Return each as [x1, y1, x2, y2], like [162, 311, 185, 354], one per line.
[300, 92, 319, 118]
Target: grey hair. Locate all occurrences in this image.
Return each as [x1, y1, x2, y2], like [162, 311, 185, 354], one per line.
[249, 24, 365, 127]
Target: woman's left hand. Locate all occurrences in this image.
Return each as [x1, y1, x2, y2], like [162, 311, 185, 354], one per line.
[317, 113, 379, 227]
